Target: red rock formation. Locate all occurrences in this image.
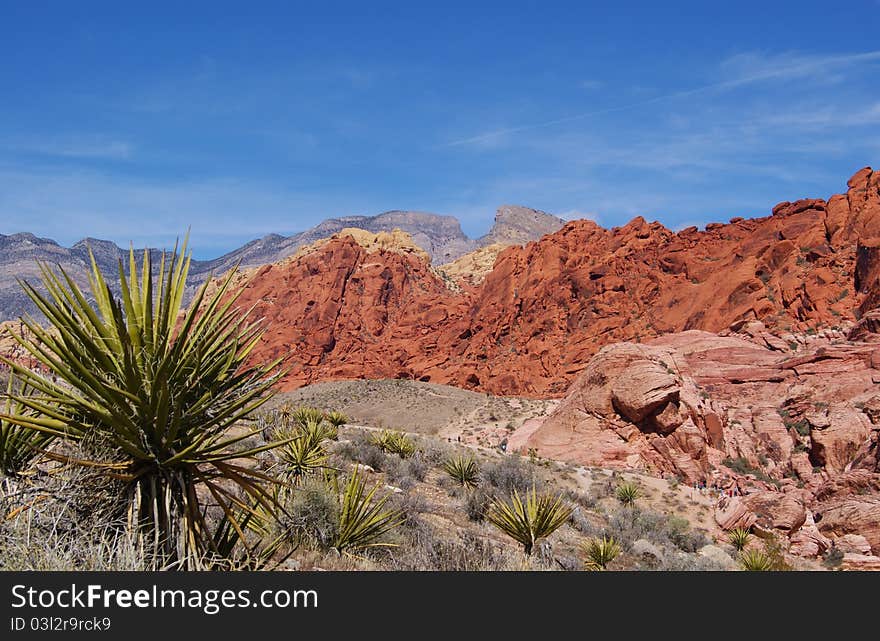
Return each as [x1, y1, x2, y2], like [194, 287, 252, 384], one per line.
[233, 167, 880, 398]
[516, 324, 880, 558]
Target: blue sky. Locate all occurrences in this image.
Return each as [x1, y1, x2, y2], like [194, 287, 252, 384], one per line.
[1, 1, 878, 259]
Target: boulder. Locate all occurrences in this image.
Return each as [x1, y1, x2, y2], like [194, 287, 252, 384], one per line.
[610, 361, 680, 424]
[715, 496, 757, 531]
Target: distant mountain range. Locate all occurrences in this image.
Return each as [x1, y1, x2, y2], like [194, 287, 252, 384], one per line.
[0, 205, 564, 321]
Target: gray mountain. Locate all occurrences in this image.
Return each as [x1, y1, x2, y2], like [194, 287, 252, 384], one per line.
[0, 207, 564, 322]
[478, 205, 567, 247]
[201, 210, 477, 273]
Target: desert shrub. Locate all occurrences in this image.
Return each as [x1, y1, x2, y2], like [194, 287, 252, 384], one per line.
[404, 453, 429, 482]
[662, 515, 709, 553]
[722, 456, 774, 482]
[602, 507, 705, 553]
[486, 487, 572, 555]
[0, 466, 145, 570]
[484, 455, 539, 496]
[822, 544, 844, 569]
[341, 434, 388, 471]
[567, 507, 598, 535]
[464, 486, 493, 522]
[760, 535, 792, 571]
[657, 551, 731, 571]
[387, 491, 428, 530]
[383, 456, 415, 491]
[563, 488, 598, 511]
[285, 477, 339, 550]
[420, 441, 452, 464]
[389, 530, 521, 571]
[590, 475, 616, 499]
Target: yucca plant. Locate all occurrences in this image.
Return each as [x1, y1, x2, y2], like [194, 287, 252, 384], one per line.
[615, 480, 640, 507]
[728, 527, 752, 552]
[582, 535, 621, 571]
[0, 235, 286, 568]
[310, 418, 338, 442]
[485, 486, 572, 555]
[0, 376, 55, 476]
[442, 455, 479, 488]
[332, 466, 404, 555]
[739, 548, 773, 571]
[370, 430, 415, 458]
[292, 406, 325, 428]
[276, 428, 328, 483]
[324, 410, 349, 429]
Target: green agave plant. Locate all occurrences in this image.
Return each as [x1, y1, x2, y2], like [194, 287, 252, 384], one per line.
[0, 235, 286, 568]
[728, 527, 752, 552]
[739, 548, 774, 571]
[442, 455, 479, 488]
[332, 466, 404, 555]
[615, 480, 640, 507]
[0, 376, 56, 476]
[486, 486, 573, 555]
[582, 535, 621, 571]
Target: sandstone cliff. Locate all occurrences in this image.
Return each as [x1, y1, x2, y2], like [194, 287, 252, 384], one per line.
[235, 167, 880, 397]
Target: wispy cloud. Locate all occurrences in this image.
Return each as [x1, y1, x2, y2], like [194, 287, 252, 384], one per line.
[441, 49, 880, 148]
[579, 80, 604, 90]
[6, 137, 134, 160]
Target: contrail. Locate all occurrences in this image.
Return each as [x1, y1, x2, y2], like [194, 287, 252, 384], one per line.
[440, 50, 880, 148]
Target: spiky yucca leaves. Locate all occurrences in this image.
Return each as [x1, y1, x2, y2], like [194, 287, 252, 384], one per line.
[324, 410, 349, 429]
[370, 430, 415, 458]
[0, 236, 285, 568]
[485, 487, 572, 555]
[442, 455, 479, 488]
[332, 466, 404, 555]
[582, 535, 621, 571]
[312, 419, 338, 442]
[275, 417, 339, 484]
[276, 430, 328, 483]
[615, 481, 640, 507]
[728, 527, 751, 552]
[739, 548, 773, 571]
[0, 376, 55, 476]
[292, 406, 325, 428]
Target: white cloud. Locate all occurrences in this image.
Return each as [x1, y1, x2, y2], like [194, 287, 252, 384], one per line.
[441, 48, 880, 148]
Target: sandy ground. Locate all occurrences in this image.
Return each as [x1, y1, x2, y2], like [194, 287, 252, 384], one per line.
[271, 379, 557, 447]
